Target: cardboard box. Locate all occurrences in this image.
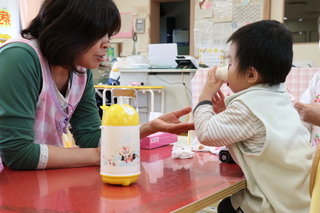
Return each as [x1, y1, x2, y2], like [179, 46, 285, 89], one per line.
[140, 132, 178, 149]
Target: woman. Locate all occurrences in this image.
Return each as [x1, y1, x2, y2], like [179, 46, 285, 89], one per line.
[0, 0, 194, 170]
[293, 17, 320, 148]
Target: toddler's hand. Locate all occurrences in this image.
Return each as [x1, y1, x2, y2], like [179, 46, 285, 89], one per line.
[212, 90, 227, 114]
[198, 66, 223, 102]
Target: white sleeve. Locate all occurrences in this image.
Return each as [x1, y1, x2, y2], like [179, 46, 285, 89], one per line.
[300, 71, 320, 103]
[193, 100, 264, 147]
[36, 144, 49, 169]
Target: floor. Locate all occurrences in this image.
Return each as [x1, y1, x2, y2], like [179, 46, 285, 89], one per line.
[197, 205, 218, 213]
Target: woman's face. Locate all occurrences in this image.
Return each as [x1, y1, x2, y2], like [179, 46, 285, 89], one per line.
[75, 35, 110, 69]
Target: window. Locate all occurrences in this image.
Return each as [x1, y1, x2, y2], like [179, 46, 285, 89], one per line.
[284, 0, 320, 43]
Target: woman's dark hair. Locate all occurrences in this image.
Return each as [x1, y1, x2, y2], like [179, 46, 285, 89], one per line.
[21, 0, 121, 73]
[227, 20, 293, 86]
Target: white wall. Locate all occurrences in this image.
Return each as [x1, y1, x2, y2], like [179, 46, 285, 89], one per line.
[0, 0, 20, 38]
[18, 0, 43, 29]
[112, 0, 150, 57]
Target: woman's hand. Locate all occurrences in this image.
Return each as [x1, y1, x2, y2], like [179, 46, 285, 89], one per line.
[140, 107, 195, 139]
[198, 66, 224, 103]
[212, 90, 227, 114]
[294, 100, 320, 126]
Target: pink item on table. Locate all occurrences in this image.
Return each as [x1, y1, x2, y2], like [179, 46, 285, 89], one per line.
[140, 132, 178, 149]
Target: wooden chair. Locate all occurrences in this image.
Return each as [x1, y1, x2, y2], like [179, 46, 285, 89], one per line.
[309, 145, 320, 212]
[111, 88, 138, 112]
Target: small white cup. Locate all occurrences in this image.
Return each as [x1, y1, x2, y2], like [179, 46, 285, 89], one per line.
[215, 66, 228, 83]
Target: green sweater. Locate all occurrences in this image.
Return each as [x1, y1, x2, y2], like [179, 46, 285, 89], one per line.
[0, 42, 101, 170]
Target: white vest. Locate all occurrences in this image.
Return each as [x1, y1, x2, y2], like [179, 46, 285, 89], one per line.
[226, 83, 314, 213]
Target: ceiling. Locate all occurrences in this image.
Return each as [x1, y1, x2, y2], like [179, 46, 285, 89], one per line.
[284, 0, 320, 21]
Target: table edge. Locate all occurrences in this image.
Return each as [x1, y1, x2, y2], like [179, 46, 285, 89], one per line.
[171, 179, 247, 213]
[94, 85, 165, 89]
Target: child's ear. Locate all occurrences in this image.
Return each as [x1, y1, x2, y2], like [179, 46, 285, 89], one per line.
[247, 67, 260, 83]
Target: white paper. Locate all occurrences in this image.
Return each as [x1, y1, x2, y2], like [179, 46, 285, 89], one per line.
[213, 23, 234, 45]
[233, 2, 263, 29]
[122, 39, 134, 56]
[213, 0, 233, 23]
[171, 145, 194, 159]
[195, 0, 213, 20]
[149, 112, 162, 121]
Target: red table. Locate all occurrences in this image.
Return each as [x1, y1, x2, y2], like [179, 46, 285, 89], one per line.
[0, 145, 245, 213]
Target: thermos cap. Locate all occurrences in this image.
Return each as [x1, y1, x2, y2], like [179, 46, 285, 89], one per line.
[101, 104, 140, 126]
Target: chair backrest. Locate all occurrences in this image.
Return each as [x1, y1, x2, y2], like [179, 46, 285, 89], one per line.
[309, 145, 320, 212]
[111, 88, 138, 112]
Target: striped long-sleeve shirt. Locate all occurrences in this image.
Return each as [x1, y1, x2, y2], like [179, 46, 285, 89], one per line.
[193, 100, 265, 154]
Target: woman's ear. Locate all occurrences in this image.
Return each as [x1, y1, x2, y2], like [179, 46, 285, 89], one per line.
[247, 67, 260, 84]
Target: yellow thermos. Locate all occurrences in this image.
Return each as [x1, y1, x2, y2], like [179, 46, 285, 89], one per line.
[100, 104, 140, 186]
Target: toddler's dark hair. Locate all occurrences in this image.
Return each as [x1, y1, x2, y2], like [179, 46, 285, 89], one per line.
[227, 20, 293, 86]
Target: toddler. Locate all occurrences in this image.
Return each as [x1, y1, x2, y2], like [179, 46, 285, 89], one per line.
[193, 20, 314, 213]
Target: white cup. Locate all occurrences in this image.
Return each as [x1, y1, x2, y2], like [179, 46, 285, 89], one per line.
[215, 66, 228, 83]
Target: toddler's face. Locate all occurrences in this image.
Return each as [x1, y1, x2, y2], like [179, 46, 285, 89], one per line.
[227, 43, 248, 93]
